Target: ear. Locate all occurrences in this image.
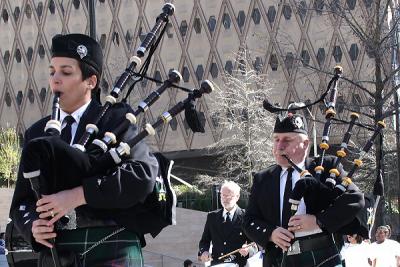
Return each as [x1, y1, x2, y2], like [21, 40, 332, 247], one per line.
[303, 138, 310, 149]
[86, 75, 98, 90]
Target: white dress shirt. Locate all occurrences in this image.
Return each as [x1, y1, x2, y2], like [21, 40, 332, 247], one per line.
[59, 100, 91, 145]
[223, 205, 237, 221]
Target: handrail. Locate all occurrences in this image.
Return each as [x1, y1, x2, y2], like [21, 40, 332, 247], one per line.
[170, 174, 203, 193]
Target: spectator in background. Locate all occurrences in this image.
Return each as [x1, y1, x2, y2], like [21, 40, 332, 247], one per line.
[369, 225, 400, 267]
[183, 259, 193, 267]
[340, 233, 370, 267]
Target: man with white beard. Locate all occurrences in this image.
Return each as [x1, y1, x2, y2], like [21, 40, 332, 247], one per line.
[198, 181, 255, 267]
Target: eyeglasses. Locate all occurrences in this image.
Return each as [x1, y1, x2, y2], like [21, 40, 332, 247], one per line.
[221, 194, 238, 199]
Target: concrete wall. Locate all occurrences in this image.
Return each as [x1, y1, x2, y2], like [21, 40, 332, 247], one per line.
[144, 207, 207, 266]
[0, 188, 13, 234]
[0, 255, 8, 267]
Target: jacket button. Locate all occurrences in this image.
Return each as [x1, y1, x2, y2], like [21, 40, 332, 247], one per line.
[224, 242, 227, 245]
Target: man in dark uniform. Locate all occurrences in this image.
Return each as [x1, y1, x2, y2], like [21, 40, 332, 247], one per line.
[243, 113, 365, 267]
[198, 181, 256, 267]
[9, 33, 159, 266]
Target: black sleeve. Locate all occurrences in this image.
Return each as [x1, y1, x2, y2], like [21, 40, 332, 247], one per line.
[316, 159, 365, 233]
[240, 209, 257, 245]
[198, 213, 212, 255]
[243, 174, 275, 249]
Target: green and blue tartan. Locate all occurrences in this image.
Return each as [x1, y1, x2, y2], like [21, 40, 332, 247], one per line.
[55, 226, 143, 267]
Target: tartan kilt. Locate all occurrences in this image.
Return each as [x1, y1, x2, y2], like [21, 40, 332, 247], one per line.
[53, 226, 143, 267]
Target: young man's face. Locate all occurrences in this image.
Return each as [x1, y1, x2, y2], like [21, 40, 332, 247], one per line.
[220, 186, 239, 211]
[49, 57, 96, 113]
[272, 132, 309, 167]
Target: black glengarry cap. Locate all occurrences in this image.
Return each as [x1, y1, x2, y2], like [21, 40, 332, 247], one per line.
[51, 33, 103, 74]
[273, 113, 308, 135]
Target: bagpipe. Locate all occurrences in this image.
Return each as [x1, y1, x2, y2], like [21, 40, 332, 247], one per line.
[263, 66, 386, 267]
[264, 66, 385, 239]
[20, 3, 213, 263]
[22, 76, 212, 229]
[283, 116, 384, 227]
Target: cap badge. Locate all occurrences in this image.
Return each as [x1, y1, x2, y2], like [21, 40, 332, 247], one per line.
[294, 117, 303, 129]
[76, 45, 88, 59]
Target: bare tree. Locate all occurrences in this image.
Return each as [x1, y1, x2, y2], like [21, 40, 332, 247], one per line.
[208, 49, 275, 187]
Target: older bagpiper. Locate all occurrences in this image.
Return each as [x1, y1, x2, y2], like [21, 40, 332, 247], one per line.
[243, 113, 365, 267]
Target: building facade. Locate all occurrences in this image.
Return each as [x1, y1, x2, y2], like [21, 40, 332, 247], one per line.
[0, 0, 376, 174]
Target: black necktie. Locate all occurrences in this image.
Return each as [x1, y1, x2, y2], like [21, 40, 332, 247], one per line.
[223, 211, 233, 236]
[225, 212, 232, 223]
[61, 115, 75, 144]
[282, 168, 294, 228]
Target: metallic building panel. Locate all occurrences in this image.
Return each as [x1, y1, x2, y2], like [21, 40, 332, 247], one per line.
[0, 0, 376, 151]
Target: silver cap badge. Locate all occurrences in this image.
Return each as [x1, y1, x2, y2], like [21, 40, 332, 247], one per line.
[76, 45, 88, 59]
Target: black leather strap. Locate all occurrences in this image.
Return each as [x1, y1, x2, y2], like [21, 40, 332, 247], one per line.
[298, 234, 335, 252]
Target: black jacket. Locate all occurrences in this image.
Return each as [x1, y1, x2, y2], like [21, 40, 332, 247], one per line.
[199, 207, 252, 267]
[9, 100, 159, 250]
[243, 156, 365, 267]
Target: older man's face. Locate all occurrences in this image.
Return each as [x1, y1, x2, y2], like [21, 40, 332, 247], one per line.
[220, 186, 239, 211]
[272, 132, 309, 167]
